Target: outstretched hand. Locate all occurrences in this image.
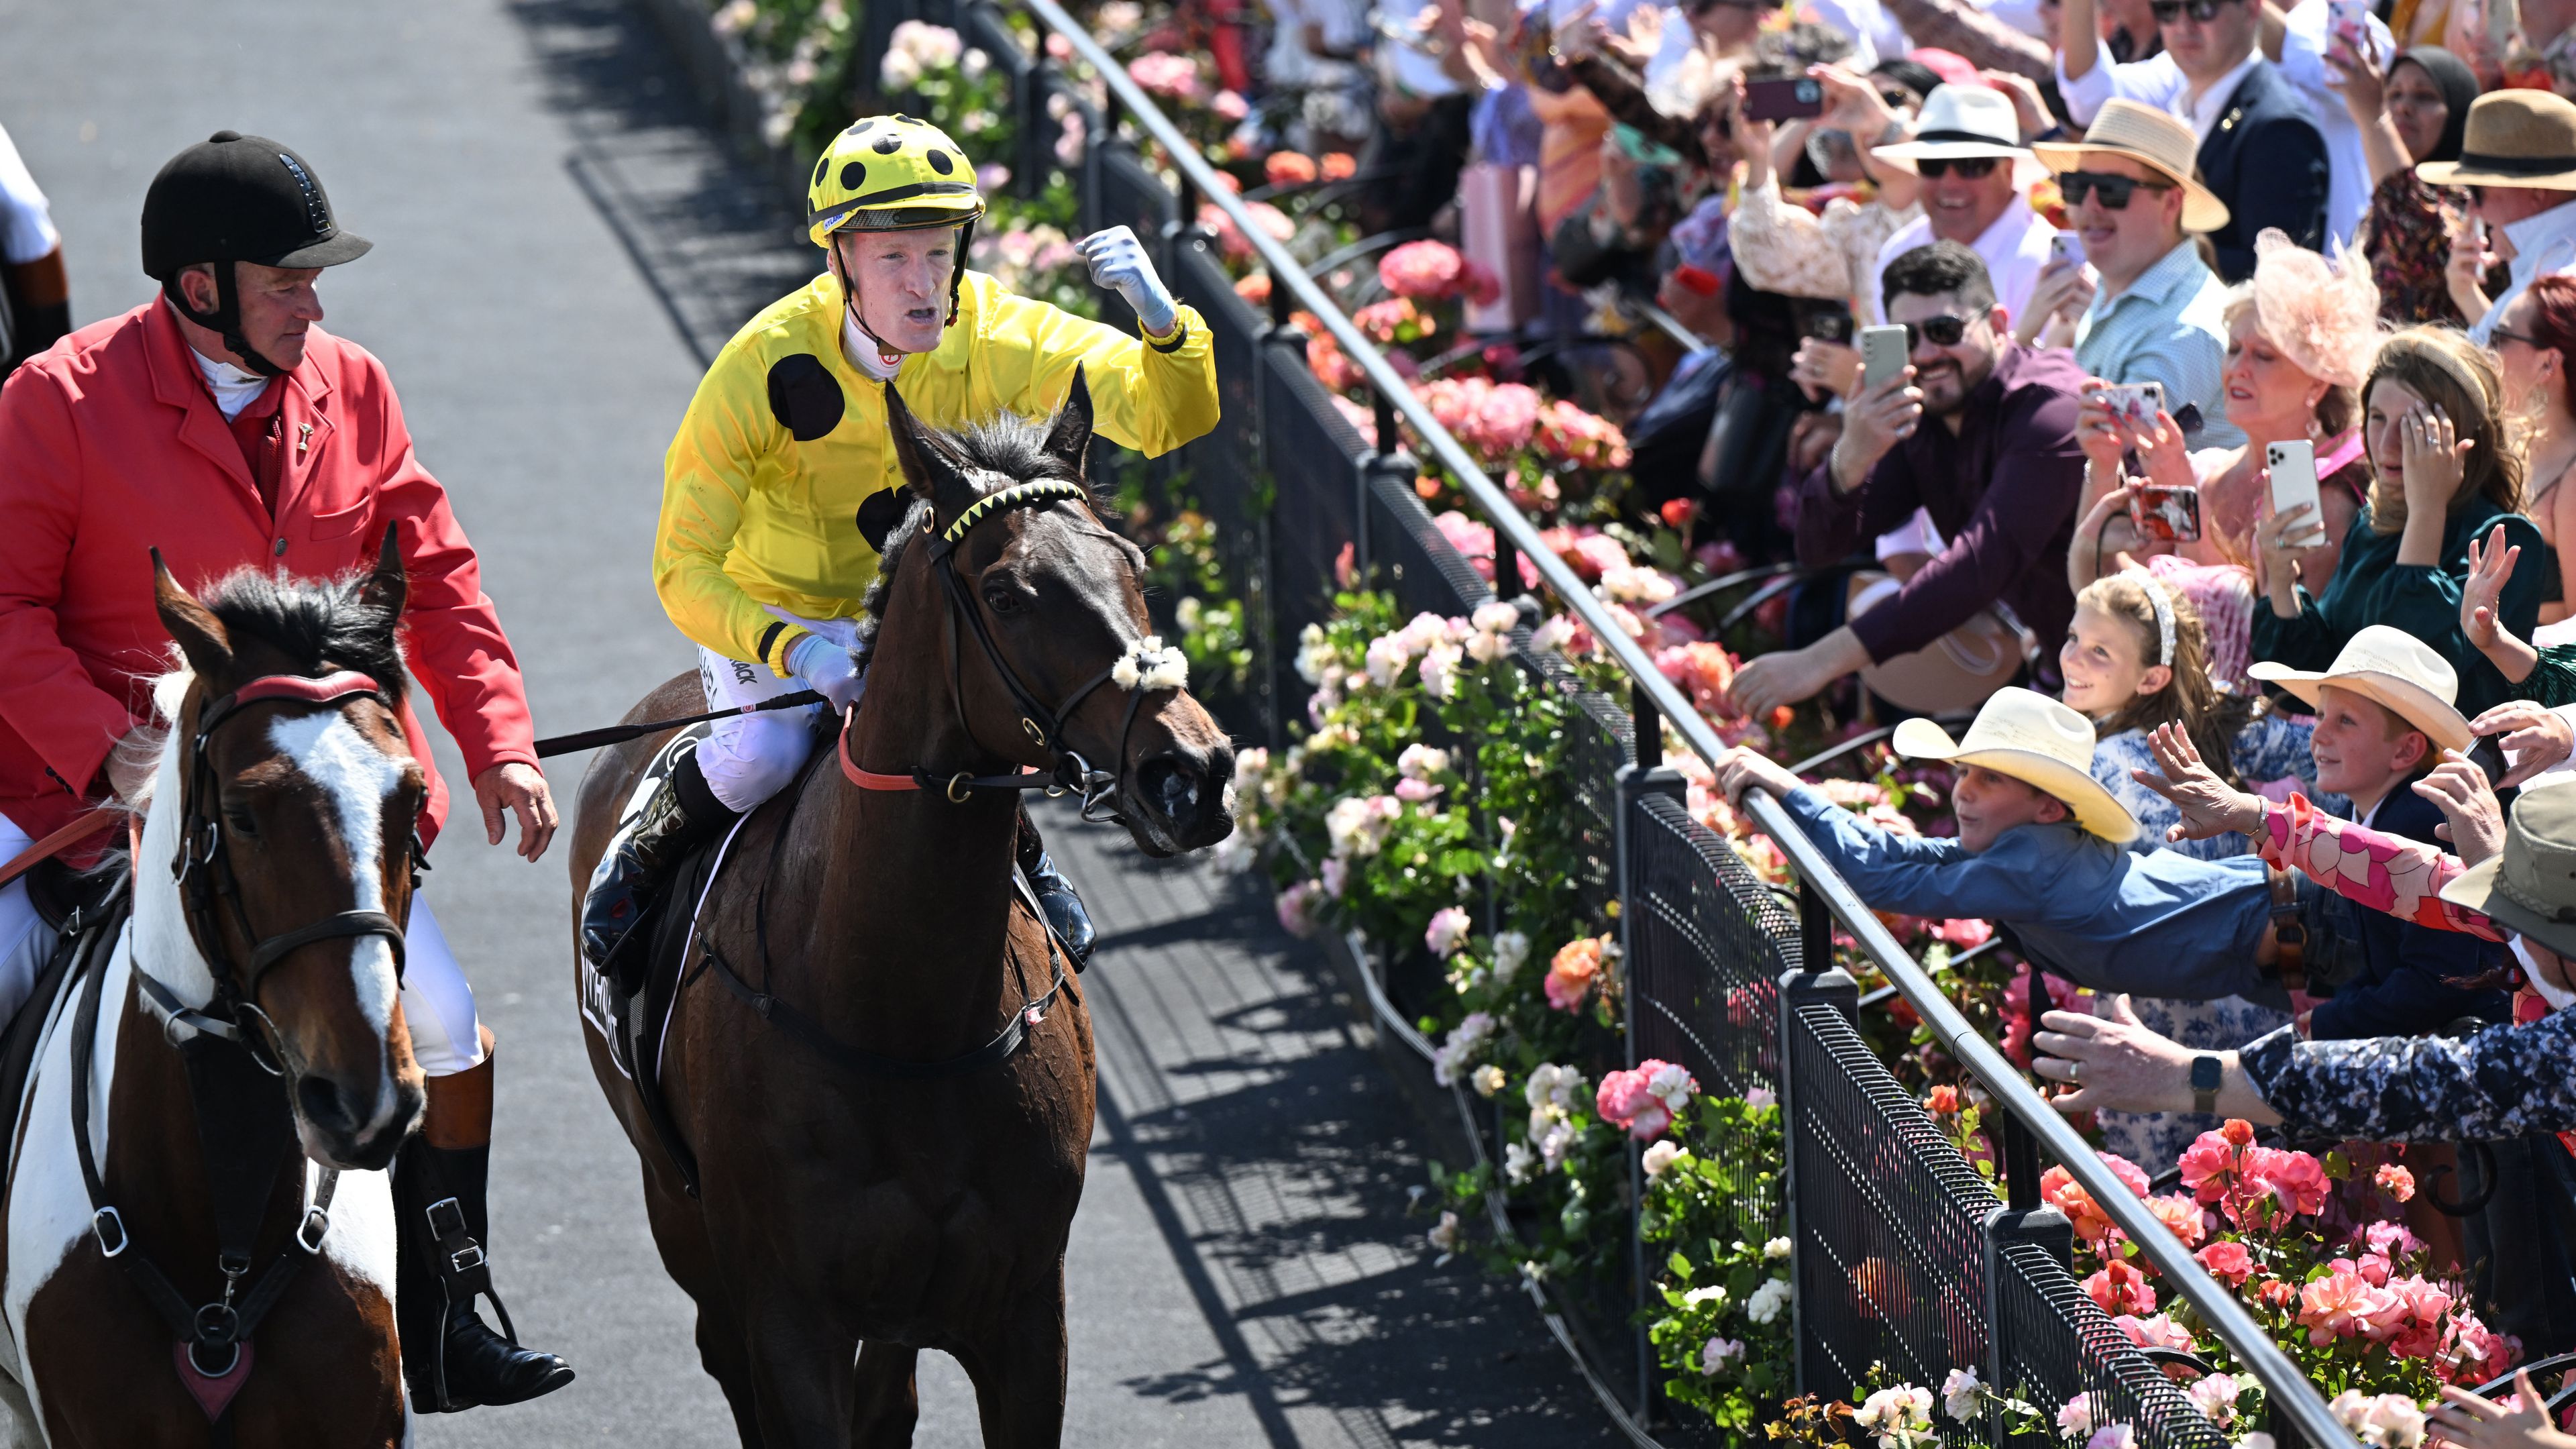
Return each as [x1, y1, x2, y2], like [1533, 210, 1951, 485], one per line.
[2427, 1370, 2576, 1448]
[2131, 722, 2265, 841]
[2029, 994, 2188, 1114]
[2414, 751, 2507, 866]
[2463, 523, 2521, 651]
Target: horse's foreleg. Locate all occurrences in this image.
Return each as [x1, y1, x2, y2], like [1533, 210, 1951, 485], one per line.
[847, 1340, 919, 1449]
[961, 1279, 1069, 1449]
[737, 1295, 861, 1448]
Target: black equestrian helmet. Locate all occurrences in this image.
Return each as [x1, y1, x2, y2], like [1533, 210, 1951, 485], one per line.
[140, 130, 372, 281]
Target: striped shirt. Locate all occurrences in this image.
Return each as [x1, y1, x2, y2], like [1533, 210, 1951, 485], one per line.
[2074, 238, 2241, 451]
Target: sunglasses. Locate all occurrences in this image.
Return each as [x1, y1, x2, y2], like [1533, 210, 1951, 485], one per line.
[2149, 0, 2237, 21]
[1897, 313, 1976, 348]
[1917, 155, 2002, 179]
[2492, 326, 2544, 348]
[2057, 170, 2178, 209]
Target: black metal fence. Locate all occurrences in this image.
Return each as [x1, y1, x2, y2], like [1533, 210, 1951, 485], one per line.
[753, 1, 2348, 1441]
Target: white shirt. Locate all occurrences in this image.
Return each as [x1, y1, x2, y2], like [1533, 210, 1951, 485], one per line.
[186, 339, 270, 421]
[2467, 199, 2576, 346]
[1870, 197, 2058, 325]
[841, 310, 904, 382]
[0, 121, 58, 266]
[2185, 51, 2266, 137]
[2054, 0, 2392, 248]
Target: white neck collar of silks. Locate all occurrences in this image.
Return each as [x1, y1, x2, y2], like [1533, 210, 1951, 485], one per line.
[841, 309, 906, 383]
[1111, 637, 1188, 692]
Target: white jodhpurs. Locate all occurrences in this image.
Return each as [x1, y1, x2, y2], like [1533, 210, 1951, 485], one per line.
[695, 643, 827, 814]
[0, 815, 484, 1077]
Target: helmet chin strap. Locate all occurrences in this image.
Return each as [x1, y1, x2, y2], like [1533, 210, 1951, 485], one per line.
[164, 262, 288, 378]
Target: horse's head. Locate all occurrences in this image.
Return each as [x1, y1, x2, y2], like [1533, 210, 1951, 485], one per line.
[871, 370, 1234, 856]
[150, 530, 427, 1170]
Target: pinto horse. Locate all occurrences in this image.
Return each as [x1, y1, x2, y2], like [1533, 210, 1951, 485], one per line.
[0, 539, 423, 1446]
[572, 375, 1234, 1446]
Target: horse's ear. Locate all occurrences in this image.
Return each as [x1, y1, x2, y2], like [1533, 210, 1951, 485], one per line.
[882, 382, 975, 522]
[1040, 365, 1095, 478]
[358, 524, 407, 620]
[152, 548, 233, 679]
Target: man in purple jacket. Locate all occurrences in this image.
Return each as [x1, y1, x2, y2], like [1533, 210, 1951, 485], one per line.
[1730, 241, 2088, 718]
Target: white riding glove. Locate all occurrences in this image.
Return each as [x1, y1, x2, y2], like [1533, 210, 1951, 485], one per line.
[789, 635, 867, 714]
[1077, 226, 1179, 337]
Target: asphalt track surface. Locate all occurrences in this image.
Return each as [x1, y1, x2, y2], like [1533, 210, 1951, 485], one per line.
[1, 1, 1621, 1443]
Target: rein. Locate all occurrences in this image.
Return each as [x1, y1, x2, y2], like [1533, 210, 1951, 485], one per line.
[64, 667, 411, 1436]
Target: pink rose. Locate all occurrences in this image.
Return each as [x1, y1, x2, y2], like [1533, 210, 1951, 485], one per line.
[2296, 1269, 2400, 1346]
[2194, 1240, 2254, 1285]
[2083, 1261, 2155, 1316]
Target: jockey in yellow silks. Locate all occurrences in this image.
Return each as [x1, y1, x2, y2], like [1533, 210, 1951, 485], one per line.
[583, 114, 1219, 969]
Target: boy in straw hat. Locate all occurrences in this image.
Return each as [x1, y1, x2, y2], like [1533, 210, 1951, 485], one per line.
[1717, 686, 2340, 1008]
[2419, 89, 2576, 346]
[2237, 625, 2512, 1039]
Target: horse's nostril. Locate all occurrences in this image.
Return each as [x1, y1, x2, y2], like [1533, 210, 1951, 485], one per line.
[296, 1075, 354, 1133]
[1138, 757, 1194, 818]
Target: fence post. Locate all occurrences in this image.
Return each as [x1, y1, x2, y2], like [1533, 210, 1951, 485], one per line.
[1980, 1203, 2075, 1444]
[1776, 961, 1858, 1397]
[1355, 388, 1413, 587]
[1614, 763, 1686, 1422]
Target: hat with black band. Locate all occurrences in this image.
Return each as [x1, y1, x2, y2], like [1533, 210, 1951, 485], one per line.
[1872, 85, 2035, 170]
[2418, 90, 2576, 190]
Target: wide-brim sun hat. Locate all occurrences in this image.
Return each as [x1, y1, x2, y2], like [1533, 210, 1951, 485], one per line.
[2417, 89, 2576, 190]
[2244, 625, 2474, 754]
[2030, 98, 2229, 235]
[1872, 83, 2033, 172]
[1891, 686, 2139, 843]
[2439, 781, 2576, 958]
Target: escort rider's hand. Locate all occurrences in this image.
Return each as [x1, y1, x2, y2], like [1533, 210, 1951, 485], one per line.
[473, 762, 557, 863]
[1078, 226, 1180, 337]
[791, 635, 867, 714]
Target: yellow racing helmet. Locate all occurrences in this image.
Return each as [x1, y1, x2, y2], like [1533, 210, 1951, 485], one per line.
[808, 114, 985, 325]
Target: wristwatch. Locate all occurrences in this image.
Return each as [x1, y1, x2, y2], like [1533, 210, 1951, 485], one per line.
[2190, 1055, 2223, 1115]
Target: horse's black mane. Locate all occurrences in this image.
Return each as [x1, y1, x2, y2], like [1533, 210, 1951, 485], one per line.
[199, 568, 410, 698]
[851, 411, 1101, 672]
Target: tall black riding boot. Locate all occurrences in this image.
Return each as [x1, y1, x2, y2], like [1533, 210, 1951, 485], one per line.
[581, 745, 734, 977]
[394, 1135, 576, 1413]
[1016, 807, 1096, 967]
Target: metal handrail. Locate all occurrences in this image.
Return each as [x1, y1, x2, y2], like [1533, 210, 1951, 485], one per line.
[1016, 3, 2355, 1440]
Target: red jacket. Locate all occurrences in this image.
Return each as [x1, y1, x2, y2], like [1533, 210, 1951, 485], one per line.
[0, 300, 537, 848]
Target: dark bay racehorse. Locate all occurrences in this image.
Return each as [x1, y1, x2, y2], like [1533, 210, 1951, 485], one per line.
[572, 376, 1234, 1446]
[2, 538, 425, 1445]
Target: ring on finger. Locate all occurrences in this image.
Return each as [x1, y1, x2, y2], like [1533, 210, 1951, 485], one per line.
[2068, 1062, 2084, 1083]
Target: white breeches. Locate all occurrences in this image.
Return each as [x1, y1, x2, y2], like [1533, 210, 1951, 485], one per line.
[0, 816, 484, 1077]
[695, 645, 826, 814]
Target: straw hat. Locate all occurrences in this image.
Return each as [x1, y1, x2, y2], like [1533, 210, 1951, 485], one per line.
[2031, 99, 2230, 234]
[2439, 782, 2576, 957]
[1891, 687, 2139, 843]
[2416, 89, 2576, 190]
[1874, 85, 2034, 172]
[2244, 625, 2474, 753]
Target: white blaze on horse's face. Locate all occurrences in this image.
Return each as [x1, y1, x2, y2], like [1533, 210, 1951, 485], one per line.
[265, 710, 408, 1041]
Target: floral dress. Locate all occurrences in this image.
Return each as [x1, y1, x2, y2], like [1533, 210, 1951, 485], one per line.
[2357, 170, 2507, 328]
[2078, 718, 2326, 1165]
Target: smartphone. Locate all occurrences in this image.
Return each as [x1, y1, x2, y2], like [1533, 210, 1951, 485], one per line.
[2129, 482, 2204, 543]
[2095, 381, 2163, 431]
[1860, 324, 1909, 388]
[1744, 76, 1827, 122]
[2049, 231, 2085, 271]
[2267, 439, 2327, 546]
[2328, 0, 2373, 64]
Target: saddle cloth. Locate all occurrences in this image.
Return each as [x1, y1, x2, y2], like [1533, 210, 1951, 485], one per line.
[0, 860, 129, 1166]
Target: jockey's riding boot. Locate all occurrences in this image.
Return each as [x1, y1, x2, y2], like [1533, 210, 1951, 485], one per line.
[1016, 806, 1095, 967]
[394, 1129, 576, 1413]
[581, 746, 733, 978]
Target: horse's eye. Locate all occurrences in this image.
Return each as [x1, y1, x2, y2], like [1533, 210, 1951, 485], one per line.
[223, 805, 260, 840]
[984, 587, 1024, 614]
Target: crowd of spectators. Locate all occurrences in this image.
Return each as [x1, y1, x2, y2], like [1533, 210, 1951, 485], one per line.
[1222, 0, 2576, 1422]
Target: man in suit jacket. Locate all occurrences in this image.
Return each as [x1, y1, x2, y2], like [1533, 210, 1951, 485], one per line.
[2055, 0, 2330, 281]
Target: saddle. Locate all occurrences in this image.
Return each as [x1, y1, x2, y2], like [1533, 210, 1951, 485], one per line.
[0, 859, 129, 1153]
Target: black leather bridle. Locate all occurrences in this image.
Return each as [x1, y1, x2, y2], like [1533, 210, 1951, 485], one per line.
[158, 669, 413, 1069]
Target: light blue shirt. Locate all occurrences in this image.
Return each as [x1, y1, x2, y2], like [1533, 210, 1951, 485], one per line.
[2467, 198, 2576, 346]
[1778, 785, 2286, 1005]
[2074, 238, 2243, 451]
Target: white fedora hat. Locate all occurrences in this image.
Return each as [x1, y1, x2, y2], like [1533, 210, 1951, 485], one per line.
[2245, 625, 2474, 754]
[1873, 84, 2034, 172]
[1891, 686, 2139, 843]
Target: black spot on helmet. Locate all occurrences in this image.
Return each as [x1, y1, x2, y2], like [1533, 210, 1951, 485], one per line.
[873, 135, 902, 156]
[813, 153, 830, 187]
[927, 150, 954, 176]
[848, 119, 876, 136]
[765, 354, 846, 442]
[840, 161, 865, 191]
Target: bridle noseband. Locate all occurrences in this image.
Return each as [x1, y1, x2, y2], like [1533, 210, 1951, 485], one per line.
[842, 480, 1185, 825]
[160, 669, 412, 1069]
